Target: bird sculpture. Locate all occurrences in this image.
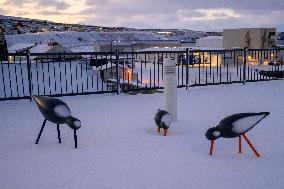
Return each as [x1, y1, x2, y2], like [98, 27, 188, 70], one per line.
[33, 95, 81, 148]
[154, 109, 173, 136]
[205, 112, 270, 157]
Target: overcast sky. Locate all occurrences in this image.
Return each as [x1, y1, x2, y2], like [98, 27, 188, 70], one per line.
[1, 0, 284, 31]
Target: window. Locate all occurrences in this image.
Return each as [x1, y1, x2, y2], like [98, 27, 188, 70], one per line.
[269, 32, 275, 39]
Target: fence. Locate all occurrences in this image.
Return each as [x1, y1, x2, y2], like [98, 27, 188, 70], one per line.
[0, 48, 283, 101]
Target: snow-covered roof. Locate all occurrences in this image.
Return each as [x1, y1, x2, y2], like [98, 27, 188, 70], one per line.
[29, 44, 53, 53]
[136, 46, 224, 52]
[199, 36, 223, 40]
[5, 31, 207, 52]
[8, 43, 35, 53]
[71, 46, 94, 52]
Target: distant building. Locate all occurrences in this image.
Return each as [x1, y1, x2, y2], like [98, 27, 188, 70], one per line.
[94, 40, 181, 52]
[223, 28, 276, 49]
[196, 36, 223, 48]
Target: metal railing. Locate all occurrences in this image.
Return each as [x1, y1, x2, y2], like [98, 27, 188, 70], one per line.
[0, 48, 283, 101]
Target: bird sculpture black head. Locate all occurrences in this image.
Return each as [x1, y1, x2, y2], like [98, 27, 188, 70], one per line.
[205, 127, 221, 141]
[33, 95, 81, 148]
[205, 112, 270, 157]
[154, 109, 173, 136]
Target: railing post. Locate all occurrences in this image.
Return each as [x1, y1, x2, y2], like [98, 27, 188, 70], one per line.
[243, 48, 247, 85]
[115, 50, 120, 95]
[26, 50, 32, 101]
[186, 48, 189, 90]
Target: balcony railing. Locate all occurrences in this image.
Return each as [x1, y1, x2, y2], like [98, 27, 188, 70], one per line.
[0, 48, 283, 101]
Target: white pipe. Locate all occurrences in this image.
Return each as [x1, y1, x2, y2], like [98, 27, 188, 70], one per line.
[163, 57, 177, 121]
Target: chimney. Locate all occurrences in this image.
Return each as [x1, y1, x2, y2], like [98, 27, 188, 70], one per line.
[0, 27, 8, 61]
[48, 41, 59, 46]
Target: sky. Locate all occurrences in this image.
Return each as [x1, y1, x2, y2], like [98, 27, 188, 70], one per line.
[1, 0, 284, 31]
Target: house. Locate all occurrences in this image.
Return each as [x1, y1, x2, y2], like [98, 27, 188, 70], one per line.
[28, 42, 81, 60]
[95, 63, 138, 91]
[98, 63, 133, 82]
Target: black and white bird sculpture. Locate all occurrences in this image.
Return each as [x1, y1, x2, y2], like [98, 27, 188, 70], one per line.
[205, 112, 270, 157]
[154, 109, 173, 136]
[33, 95, 81, 148]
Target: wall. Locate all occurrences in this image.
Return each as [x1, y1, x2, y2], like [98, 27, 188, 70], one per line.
[223, 28, 276, 49]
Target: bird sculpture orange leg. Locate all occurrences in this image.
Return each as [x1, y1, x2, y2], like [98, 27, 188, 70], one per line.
[163, 129, 168, 136]
[210, 140, 214, 156]
[157, 127, 160, 133]
[238, 136, 242, 153]
[242, 133, 260, 158]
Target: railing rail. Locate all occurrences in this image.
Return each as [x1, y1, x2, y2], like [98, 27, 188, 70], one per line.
[0, 48, 283, 101]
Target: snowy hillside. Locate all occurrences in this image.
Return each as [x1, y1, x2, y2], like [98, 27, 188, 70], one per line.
[5, 31, 167, 49]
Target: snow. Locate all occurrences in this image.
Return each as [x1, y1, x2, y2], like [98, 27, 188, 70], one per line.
[232, 114, 267, 134]
[8, 43, 35, 53]
[29, 44, 52, 53]
[0, 81, 284, 189]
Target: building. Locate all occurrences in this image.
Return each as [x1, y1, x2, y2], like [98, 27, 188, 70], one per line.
[95, 63, 138, 90]
[97, 63, 132, 82]
[94, 40, 181, 52]
[223, 28, 276, 49]
[137, 47, 224, 67]
[196, 36, 223, 48]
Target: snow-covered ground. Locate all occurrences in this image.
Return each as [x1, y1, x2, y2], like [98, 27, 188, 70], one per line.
[0, 80, 284, 189]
